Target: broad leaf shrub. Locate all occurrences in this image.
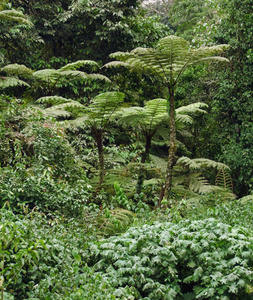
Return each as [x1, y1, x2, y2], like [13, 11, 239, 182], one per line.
[0, 164, 91, 215]
[0, 204, 116, 299]
[186, 197, 253, 232]
[85, 218, 253, 299]
[0, 119, 92, 215]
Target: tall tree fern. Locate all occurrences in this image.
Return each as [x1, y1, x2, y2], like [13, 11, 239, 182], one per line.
[70, 91, 125, 188]
[118, 99, 208, 194]
[105, 35, 229, 201]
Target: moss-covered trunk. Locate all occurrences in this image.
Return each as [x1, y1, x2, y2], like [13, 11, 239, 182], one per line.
[159, 92, 177, 206]
[94, 129, 105, 189]
[136, 135, 152, 194]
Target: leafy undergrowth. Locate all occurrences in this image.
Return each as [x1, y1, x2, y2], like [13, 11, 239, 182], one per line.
[0, 205, 116, 299]
[2, 200, 253, 299]
[85, 218, 253, 300]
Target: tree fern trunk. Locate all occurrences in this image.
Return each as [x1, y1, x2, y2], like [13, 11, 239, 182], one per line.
[159, 92, 177, 206]
[136, 135, 152, 194]
[94, 129, 105, 189]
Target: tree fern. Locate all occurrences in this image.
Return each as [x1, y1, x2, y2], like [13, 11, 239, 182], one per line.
[65, 92, 125, 189]
[0, 60, 110, 94]
[118, 100, 207, 194]
[105, 35, 229, 201]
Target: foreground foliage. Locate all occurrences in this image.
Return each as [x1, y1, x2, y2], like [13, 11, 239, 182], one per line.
[0, 204, 117, 300]
[2, 201, 253, 300]
[86, 217, 253, 299]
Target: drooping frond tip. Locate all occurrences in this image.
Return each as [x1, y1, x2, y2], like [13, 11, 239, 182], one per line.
[177, 157, 230, 171]
[0, 9, 33, 26]
[59, 60, 99, 71]
[0, 77, 30, 89]
[0, 64, 33, 77]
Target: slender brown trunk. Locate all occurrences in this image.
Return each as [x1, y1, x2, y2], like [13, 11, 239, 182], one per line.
[94, 129, 105, 189]
[136, 135, 152, 194]
[159, 92, 177, 206]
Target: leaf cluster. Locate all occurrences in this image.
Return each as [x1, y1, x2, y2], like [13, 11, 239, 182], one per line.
[86, 218, 253, 299]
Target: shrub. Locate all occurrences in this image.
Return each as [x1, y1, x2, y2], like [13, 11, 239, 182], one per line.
[0, 204, 116, 299]
[85, 218, 253, 299]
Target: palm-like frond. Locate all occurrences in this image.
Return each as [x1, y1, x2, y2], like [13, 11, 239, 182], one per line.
[150, 154, 167, 174]
[43, 102, 84, 119]
[36, 96, 74, 106]
[107, 36, 229, 85]
[119, 98, 168, 132]
[59, 60, 99, 71]
[32, 69, 61, 84]
[87, 92, 125, 126]
[176, 103, 208, 124]
[239, 195, 253, 204]
[0, 9, 33, 26]
[32, 68, 111, 92]
[96, 208, 135, 236]
[117, 107, 145, 126]
[144, 98, 168, 126]
[0, 77, 30, 88]
[176, 102, 208, 115]
[88, 73, 111, 83]
[177, 156, 230, 170]
[0, 64, 33, 77]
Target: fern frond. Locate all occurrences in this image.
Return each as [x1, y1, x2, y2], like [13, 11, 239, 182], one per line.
[32, 69, 61, 83]
[176, 128, 192, 138]
[59, 60, 99, 71]
[144, 98, 168, 125]
[97, 208, 135, 236]
[58, 70, 89, 80]
[43, 102, 84, 119]
[36, 96, 74, 106]
[143, 178, 160, 187]
[88, 73, 111, 83]
[0, 77, 30, 89]
[238, 195, 253, 204]
[188, 173, 212, 194]
[215, 167, 233, 192]
[87, 92, 125, 124]
[107, 36, 229, 84]
[177, 157, 229, 171]
[176, 114, 193, 124]
[117, 107, 145, 126]
[190, 45, 230, 65]
[176, 102, 208, 115]
[0, 9, 33, 26]
[42, 109, 71, 119]
[0, 63, 33, 77]
[103, 61, 129, 69]
[64, 116, 89, 128]
[150, 155, 167, 173]
[118, 98, 168, 131]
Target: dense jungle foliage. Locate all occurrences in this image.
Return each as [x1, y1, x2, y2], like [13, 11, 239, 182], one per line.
[1, 0, 253, 299]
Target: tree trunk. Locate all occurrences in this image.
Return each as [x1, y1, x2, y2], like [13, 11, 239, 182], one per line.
[95, 129, 105, 189]
[136, 135, 152, 194]
[159, 92, 177, 206]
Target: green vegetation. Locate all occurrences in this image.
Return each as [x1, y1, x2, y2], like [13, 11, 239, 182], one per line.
[1, 0, 253, 299]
